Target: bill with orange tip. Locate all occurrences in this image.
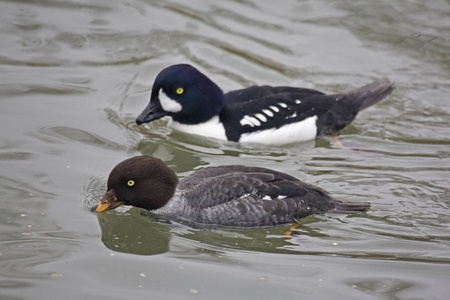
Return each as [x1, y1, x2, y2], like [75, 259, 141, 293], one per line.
[91, 189, 124, 212]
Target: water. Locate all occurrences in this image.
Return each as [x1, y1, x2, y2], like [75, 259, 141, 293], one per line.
[1, 0, 449, 299]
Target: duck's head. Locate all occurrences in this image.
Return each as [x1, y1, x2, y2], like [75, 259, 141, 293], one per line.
[136, 64, 225, 126]
[94, 156, 178, 212]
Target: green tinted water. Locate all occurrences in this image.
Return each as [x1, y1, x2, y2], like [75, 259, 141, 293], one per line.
[1, 0, 449, 299]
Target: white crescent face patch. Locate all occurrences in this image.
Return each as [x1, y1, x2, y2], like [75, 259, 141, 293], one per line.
[159, 89, 182, 113]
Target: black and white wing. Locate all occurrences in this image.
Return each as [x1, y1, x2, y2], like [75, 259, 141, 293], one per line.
[176, 165, 358, 227]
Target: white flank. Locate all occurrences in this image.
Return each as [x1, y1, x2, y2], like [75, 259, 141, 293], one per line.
[239, 115, 318, 145]
[169, 116, 227, 140]
[278, 103, 288, 108]
[295, 99, 301, 104]
[159, 90, 182, 113]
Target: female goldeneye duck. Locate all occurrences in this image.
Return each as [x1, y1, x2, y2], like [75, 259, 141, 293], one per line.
[136, 64, 395, 145]
[94, 156, 370, 227]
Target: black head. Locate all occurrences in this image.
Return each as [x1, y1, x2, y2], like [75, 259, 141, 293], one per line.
[136, 64, 225, 125]
[95, 156, 178, 212]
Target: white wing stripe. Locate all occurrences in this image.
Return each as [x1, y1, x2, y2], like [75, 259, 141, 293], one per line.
[270, 106, 279, 112]
[254, 113, 267, 122]
[240, 115, 261, 127]
[262, 109, 274, 117]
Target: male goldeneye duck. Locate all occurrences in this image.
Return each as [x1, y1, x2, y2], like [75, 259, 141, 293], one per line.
[94, 156, 370, 227]
[136, 64, 395, 145]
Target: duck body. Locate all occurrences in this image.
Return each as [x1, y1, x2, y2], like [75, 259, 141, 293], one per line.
[95, 156, 370, 227]
[136, 64, 395, 145]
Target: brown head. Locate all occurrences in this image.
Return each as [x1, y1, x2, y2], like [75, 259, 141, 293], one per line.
[95, 156, 178, 212]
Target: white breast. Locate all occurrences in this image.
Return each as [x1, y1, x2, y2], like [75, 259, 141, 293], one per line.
[169, 116, 228, 140]
[239, 115, 318, 145]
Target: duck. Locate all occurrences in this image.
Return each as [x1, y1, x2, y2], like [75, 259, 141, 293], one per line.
[94, 155, 370, 227]
[136, 64, 395, 145]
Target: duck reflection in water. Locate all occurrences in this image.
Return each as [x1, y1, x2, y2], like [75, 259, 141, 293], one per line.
[95, 209, 170, 256]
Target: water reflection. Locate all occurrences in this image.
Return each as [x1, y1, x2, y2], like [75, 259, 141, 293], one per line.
[94, 204, 336, 257]
[2, 0, 450, 298]
[96, 209, 170, 255]
[95, 203, 450, 263]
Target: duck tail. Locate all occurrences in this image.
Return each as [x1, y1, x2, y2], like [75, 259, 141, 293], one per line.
[346, 79, 395, 111]
[331, 199, 371, 214]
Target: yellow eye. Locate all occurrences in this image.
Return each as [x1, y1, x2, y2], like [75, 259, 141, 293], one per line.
[176, 87, 184, 95]
[127, 180, 135, 187]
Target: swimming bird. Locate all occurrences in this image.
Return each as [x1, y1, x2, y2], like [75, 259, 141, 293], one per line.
[136, 64, 394, 145]
[94, 156, 370, 227]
